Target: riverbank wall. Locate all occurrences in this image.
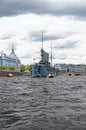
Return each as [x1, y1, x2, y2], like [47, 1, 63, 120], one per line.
[0, 71, 31, 77]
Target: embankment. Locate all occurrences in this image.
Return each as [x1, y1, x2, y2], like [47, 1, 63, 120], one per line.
[0, 71, 31, 77]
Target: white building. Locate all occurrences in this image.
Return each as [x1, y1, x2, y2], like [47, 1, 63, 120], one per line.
[0, 46, 21, 70]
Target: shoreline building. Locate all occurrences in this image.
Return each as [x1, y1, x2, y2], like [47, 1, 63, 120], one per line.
[0, 46, 21, 70]
[54, 63, 86, 76]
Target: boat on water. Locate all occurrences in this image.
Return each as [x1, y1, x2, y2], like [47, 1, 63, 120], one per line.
[31, 32, 56, 78]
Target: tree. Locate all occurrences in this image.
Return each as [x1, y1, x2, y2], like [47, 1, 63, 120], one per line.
[0, 66, 2, 70]
[26, 65, 31, 71]
[0, 66, 8, 70]
[20, 64, 26, 72]
[9, 66, 14, 70]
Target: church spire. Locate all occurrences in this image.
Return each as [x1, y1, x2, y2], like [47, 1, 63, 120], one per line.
[12, 43, 14, 53]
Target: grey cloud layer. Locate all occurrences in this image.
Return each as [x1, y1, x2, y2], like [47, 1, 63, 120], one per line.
[0, 0, 85, 18]
[54, 40, 78, 50]
[30, 31, 64, 42]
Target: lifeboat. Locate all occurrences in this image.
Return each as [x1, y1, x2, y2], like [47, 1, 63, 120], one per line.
[7, 73, 13, 77]
[47, 74, 53, 78]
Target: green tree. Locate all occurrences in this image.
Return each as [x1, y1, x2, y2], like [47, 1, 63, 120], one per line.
[0, 66, 8, 70]
[26, 65, 31, 71]
[9, 66, 14, 70]
[0, 66, 2, 70]
[20, 64, 25, 72]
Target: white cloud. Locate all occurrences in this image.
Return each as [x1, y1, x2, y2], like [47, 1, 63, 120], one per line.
[0, 0, 86, 65]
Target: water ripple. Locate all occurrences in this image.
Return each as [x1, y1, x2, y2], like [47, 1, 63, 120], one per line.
[0, 76, 86, 130]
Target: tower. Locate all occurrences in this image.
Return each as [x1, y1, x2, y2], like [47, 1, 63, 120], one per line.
[12, 43, 14, 53]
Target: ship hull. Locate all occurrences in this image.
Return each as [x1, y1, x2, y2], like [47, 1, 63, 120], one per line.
[31, 63, 56, 77]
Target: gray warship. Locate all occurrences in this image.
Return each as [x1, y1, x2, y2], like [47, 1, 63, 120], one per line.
[31, 32, 56, 77]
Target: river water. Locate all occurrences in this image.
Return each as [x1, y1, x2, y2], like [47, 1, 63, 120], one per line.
[0, 76, 86, 130]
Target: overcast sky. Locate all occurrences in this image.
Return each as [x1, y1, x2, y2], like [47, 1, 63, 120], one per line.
[0, 0, 86, 65]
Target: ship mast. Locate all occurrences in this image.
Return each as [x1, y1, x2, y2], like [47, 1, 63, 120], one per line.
[51, 41, 52, 67]
[41, 30, 44, 63]
[42, 30, 43, 50]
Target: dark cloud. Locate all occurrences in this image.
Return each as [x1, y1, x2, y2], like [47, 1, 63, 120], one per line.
[30, 31, 65, 42]
[0, 0, 85, 18]
[54, 40, 78, 50]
